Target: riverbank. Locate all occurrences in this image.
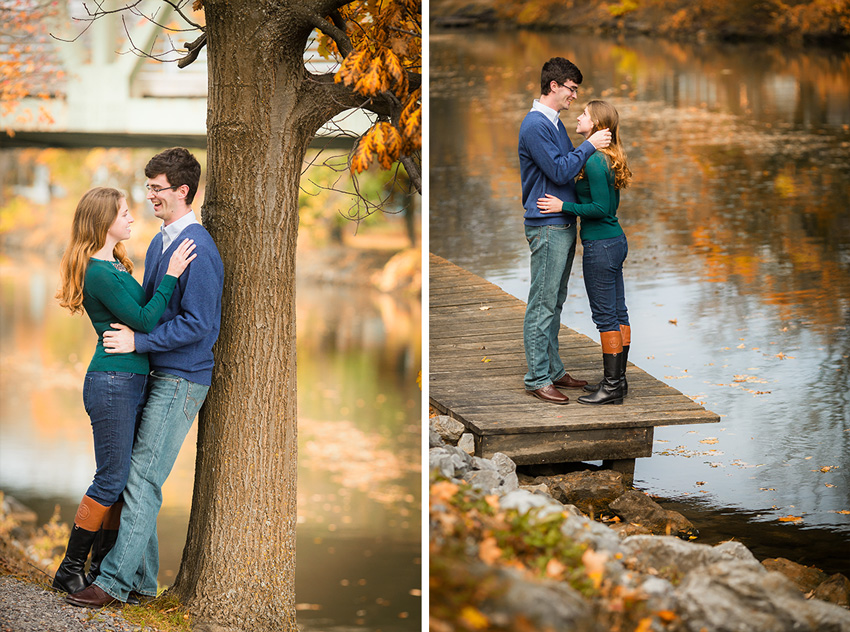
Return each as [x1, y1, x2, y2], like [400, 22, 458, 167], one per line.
[429, 415, 850, 631]
[430, 0, 850, 45]
[0, 493, 188, 632]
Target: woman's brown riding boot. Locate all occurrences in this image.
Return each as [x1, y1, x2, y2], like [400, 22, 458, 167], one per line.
[620, 324, 631, 396]
[578, 331, 625, 405]
[85, 501, 122, 585]
[52, 496, 109, 594]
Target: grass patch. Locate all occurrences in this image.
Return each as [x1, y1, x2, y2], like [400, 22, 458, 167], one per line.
[121, 593, 193, 632]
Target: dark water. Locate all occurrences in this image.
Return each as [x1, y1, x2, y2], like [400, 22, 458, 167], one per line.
[430, 29, 850, 574]
[0, 147, 421, 631]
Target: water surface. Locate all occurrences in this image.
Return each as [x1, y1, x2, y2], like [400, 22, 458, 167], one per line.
[431, 29, 850, 574]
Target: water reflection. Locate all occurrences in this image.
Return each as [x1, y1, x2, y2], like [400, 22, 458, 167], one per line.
[431, 29, 849, 573]
[0, 148, 421, 630]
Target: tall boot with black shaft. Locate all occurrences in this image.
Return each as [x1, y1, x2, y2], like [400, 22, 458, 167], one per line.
[583, 324, 631, 396]
[85, 501, 122, 585]
[619, 324, 630, 396]
[52, 496, 109, 594]
[578, 330, 625, 405]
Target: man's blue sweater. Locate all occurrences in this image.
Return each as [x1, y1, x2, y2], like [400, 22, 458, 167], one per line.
[135, 223, 223, 386]
[519, 110, 596, 226]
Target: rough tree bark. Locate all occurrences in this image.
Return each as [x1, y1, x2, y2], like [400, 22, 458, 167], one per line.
[168, 0, 400, 629]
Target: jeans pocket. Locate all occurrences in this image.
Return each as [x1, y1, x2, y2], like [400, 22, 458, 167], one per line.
[108, 371, 137, 381]
[183, 382, 209, 421]
[82, 375, 93, 414]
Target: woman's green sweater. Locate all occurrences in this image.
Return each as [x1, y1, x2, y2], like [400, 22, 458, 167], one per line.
[561, 152, 624, 241]
[82, 259, 177, 374]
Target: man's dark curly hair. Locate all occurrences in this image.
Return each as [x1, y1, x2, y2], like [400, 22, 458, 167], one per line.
[540, 57, 583, 95]
[145, 148, 201, 204]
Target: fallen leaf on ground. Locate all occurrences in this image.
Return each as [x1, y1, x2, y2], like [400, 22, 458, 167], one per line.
[479, 306, 491, 310]
[481, 357, 492, 363]
[478, 536, 502, 565]
[582, 548, 608, 589]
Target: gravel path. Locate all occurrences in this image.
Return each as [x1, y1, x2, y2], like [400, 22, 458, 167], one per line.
[0, 577, 153, 632]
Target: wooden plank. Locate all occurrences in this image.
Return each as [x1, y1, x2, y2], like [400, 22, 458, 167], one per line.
[477, 426, 654, 465]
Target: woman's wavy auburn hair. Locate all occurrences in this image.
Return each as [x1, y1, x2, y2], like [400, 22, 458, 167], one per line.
[56, 187, 133, 314]
[581, 100, 633, 190]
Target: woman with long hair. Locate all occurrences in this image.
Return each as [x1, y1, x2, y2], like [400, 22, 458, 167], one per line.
[53, 187, 196, 593]
[538, 100, 633, 405]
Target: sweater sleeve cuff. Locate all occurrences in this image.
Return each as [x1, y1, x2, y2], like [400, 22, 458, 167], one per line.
[577, 139, 596, 156]
[135, 332, 151, 354]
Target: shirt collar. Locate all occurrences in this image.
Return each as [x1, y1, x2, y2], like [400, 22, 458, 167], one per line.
[531, 99, 561, 128]
[161, 210, 199, 252]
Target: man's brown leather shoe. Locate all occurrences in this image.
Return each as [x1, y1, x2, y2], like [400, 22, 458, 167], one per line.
[552, 373, 588, 388]
[65, 583, 118, 608]
[528, 384, 570, 404]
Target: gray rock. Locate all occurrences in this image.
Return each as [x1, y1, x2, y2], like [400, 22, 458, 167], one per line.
[560, 512, 624, 554]
[463, 469, 503, 492]
[472, 456, 497, 471]
[429, 427, 444, 448]
[458, 432, 475, 454]
[432, 415, 465, 444]
[499, 489, 565, 520]
[500, 472, 519, 494]
[519, 483, 551, 495]
[490, 452, 517, 477]
[481, 566, 595, 631]
[621, 535, 762, 579]
[609, 490, 698, 539]
[429, 446, 473, 479]
[676, 562, 850, 631]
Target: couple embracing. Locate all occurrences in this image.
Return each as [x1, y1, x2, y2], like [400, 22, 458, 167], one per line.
[520, 57, 633, 406]
[53, 148, 224, 607]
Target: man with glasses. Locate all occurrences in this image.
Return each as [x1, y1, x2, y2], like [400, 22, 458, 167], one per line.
[519, 57, 611, 404]
[67, 147, 224, 607]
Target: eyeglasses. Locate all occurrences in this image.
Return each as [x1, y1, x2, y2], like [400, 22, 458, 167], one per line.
[145, 184, 180, 194]
[559, 83, 579, 96]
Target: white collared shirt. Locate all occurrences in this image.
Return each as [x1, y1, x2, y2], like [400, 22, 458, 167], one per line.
[531, 99, 561, 129]
[161, 210, 200, 253]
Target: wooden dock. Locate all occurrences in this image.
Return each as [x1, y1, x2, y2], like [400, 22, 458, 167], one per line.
[430, 254, 719, 481]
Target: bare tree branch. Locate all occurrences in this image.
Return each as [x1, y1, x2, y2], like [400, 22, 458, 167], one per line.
[178, 33, 207, 68]
[159, 0, 204, 30]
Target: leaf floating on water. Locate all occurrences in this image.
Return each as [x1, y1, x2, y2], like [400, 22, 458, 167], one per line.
[669, 319, 678, 326]
[759, 487, 776, 491]
[699, 437, 719, 445]
[778, 515, 803, 523]
[832, 510, 850, 515]
[737, 343, 746, 349]
[707, 462, 724, 468]
[775, 352, 795, 360]
[826, 483, 836, 488]
[813, 466, 839, 473]
[695, 481, 706, 486]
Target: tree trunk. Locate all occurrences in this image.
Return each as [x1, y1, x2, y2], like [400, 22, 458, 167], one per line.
[170, 1, 331, 629]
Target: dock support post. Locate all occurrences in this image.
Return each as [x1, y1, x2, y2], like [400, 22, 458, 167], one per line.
[602, 458, 635, 486]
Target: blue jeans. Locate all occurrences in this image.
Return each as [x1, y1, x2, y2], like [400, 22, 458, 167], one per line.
[83, 371, 147, 506]
[523, 223, 577, 390]
[94, 371, 209, 601]
[582, 233, 630, 333]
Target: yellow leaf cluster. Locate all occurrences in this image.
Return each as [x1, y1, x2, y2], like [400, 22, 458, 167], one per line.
[326, 0, 421, 175]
